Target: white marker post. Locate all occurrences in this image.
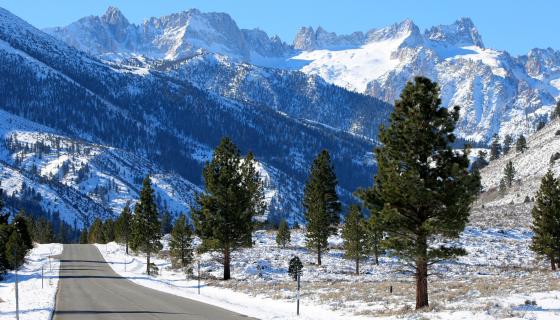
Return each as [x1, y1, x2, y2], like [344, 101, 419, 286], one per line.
[296, 271, 301, 316]
[14, 246, 19, 320]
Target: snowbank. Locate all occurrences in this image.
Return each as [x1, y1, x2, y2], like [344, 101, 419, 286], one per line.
[0, 243, 62, 320]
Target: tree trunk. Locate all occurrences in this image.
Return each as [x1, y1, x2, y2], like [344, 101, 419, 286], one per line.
[415, 257, 429, 309]
[223, 246, 231, 280]
[551, 255, 557, 271]
[146, 251, 151, 276]
[317, 244, 322, 265]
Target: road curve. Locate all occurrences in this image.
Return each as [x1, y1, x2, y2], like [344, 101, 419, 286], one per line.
[53, 244, 255, 320]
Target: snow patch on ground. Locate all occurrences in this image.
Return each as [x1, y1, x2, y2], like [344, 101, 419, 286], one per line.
[0, 243, 62, 320]
[96, 242, 364, 320]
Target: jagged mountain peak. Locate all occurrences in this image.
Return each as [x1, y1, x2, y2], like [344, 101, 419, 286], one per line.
[292, 25, 365, 51]
[45, 7, 292, 62]
[365, 19, 423, 47]
[101, 6, 129, 26]
[425, 17, 484, 48]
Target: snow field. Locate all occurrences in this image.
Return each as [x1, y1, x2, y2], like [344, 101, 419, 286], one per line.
[97, 227, 560, 319]
[0, 243, 62, 320]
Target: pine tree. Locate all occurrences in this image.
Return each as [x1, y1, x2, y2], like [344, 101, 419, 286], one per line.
[499, 178, 507, 195]
[516, 135, 527, 153]
[276, 219, 291, 248]
[193, 138, 266, 280]
[288, 256, 303, 281]
[130, 176, 162, 276]
[103, 219, 115, 243]
[6, 213, 33, 269]
[0, 191, 9, 277]
[502, 134, 513, 155]
[490, 134, 501, 160]
[530, 170, 560, 270]
[303, 150, 341, 265]
[342, 205, 367, 274]
[79, 228, 88, 244]
[160, 211, 173, 235]
[115, 203, 132, 254]
[0, 223, 9, 278]
[503, 161, 516, 188]
[169, 214, 193, 272]
[31, 216, 54, 243]
[373, 77, 480, 309]
[0, 181, 6, 224]
[88, 218, 106, 244]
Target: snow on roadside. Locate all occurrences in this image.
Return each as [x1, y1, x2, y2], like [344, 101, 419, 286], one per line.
[0, 243, 62, 320]
[96, 242, 373, 320]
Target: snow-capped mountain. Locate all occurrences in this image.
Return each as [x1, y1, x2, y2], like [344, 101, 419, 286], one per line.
[45, 7, 293, 62]
[291, 18, 557, 142]
[47, 8, 560, 143]
[0, 7, 381, 225]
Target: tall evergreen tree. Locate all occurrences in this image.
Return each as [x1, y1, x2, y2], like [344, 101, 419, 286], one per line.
[103, 219, 116, 243]
[193, 138, 266, 280]
[88, 218, 106, 244]
[276, 219, 291, 248]
[342, 205, 367, 274]
[79, 228, 88, 244]
[530, 170, 560, 270]
[169, 214, 194, 271]
[516, 135, 528, 153]
[0, 181, 6, 224]
[373, 77, 480, 309]
[6, 213, 33, 269]
[0, 187, 9, 277]
[490, 134, 501, 160]
[502, 134, 513, 155]
[160, 211, 173, 235]
[503, 161, 516, 188]
[130, 176, 162, 276]
[303, 150, 341, 265]
[31, 216, 54, 243]
[115, 203, 132, 254]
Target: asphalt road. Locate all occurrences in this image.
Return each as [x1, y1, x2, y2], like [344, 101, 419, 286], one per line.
[53, 244, 255, 320]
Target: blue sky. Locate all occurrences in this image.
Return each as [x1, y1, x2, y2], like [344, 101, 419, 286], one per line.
[0, 0, 556, 55]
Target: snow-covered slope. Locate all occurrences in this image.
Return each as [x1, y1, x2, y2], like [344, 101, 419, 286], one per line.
[471, 118, 560, 229]
[0, 110, 199, 226]
[147, 52, 391, 140]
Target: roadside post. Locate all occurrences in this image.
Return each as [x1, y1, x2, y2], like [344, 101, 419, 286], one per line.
[14, 246, 19, 320]
[197, 261, 201, 294]
[296, 271, 301, 316]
